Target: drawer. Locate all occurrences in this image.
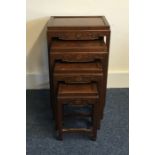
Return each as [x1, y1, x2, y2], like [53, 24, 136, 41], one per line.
[48, 31, 105, 40]
[50, 52, 108, 63]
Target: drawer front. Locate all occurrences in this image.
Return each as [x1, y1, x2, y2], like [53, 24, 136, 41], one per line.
[48, 31, 106, 40]
[50, 52, 108, 63]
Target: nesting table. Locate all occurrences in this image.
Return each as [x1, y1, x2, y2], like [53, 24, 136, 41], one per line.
[47, 16, 110, 140]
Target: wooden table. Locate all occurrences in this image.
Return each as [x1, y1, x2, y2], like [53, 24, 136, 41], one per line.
[47, 16, 111, 123]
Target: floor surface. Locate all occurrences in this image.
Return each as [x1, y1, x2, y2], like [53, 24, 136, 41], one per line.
[26, 88, 129, 155]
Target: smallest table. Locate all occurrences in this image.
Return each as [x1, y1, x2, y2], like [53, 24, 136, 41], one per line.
[56, 83, 99, 140]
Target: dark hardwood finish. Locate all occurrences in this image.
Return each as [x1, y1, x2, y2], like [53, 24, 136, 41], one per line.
[47, 16, 111, 140]
[50, 52, 107, 65]
[54, 61, 102, 73]
[58, 83, 98, 96]
[57, 83, 99, 140]
[47, 16, 110, 47]
[51, 40, 107, 51]
[53, 61, 104, 129]
[47, 16, 109, 28]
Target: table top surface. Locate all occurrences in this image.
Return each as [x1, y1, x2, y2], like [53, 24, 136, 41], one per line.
[54, 62, 102, 73]
[51, 40, 107, 49]
[58, 83, 98, 95]
[47, 16, 110, 30]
